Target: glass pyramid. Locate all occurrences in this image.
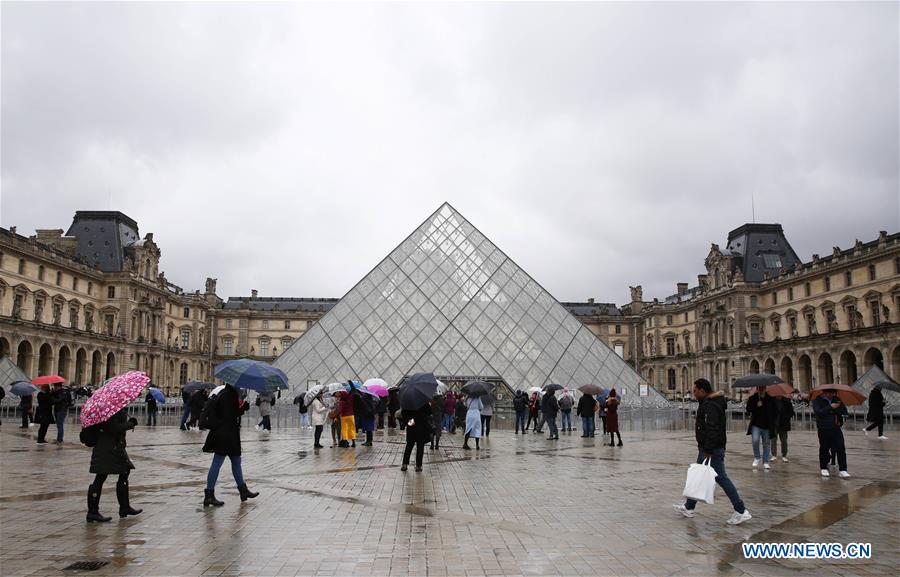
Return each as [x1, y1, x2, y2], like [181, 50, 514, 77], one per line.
[275, 203, 663, 404]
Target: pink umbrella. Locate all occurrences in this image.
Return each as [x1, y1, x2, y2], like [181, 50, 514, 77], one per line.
[80, 371, 150, 428]
[363, 378, 390, 398]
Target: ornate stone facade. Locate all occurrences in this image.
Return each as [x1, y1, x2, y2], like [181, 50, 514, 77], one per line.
[2, 213, 897, 399]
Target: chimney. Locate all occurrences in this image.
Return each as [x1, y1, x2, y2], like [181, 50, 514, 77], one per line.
[251, 289, 258, 299]
[677, 283, 688, 295]
[698, 274, 708, 290]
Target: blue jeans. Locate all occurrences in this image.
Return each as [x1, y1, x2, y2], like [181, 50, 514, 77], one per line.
[180, 403, 190, 429]
[207, 454, 245, 490]
[515, 410, 526, 433]
[443, 413, 453, 430]
[299, 413, 310, 427]
[684, 449, 746, 514]
[260, 415, 271, 431]
[581, 416, 594, 436]
[54, 410, 66, 441]
[545, 414, 558, 437]
[561, 409, 572, 430]
[750, 426, 770, 461]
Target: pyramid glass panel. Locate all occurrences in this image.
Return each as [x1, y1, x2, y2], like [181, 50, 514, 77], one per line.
[275, 203, 667, 405]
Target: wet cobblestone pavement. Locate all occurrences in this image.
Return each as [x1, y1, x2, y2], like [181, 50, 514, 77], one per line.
[1, 424, 897, 577]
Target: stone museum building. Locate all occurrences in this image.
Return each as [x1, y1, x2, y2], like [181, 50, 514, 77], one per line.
[1, 208, 898, 399]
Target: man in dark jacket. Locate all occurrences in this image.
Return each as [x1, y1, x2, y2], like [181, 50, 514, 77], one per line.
[180, 387, 191, 430]
[577, 393, 597, 438]
[674, 378, 751, 525]
[20, 393, 33, 429]
[376, 396, 388, 430]
[387, 389, 400, 429]
[34, 385, 55, 444]
[745, 387, 778, 469]
[513, 391, 528, 434]
[401, 403, 432, 472]
[769, 397, 795, 462]
[813, 389, 850, 478]
[51, 383, 72, 442]
[864, 386, 887, 439]
[202, 384, 259, 506]
[541, 391, 559, 440]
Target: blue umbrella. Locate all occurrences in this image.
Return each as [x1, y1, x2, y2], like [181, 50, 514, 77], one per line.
[148, 387, 165, 404]
[10, 382, 38, 396]
[214, 359, 289, 394]
[344, 380, 362, 391]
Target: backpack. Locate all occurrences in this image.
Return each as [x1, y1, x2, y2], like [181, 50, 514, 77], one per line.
[198, 394, 221, 431]
[79, 424, 100, 447]
[296, 396, 307, 414]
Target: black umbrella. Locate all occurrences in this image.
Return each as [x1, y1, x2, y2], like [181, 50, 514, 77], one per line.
[461, 380, 493, 397]
[733, 374, 784, 389]
[542, 383, 564, 393]
[871, 380, 900, 394]
[183, 381, 215, 394]
[398, 372, 439, 410]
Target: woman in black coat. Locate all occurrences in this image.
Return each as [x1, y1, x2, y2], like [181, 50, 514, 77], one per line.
[400, 403, 433, 472]
[864, 386, 887, 438]
[34, 386, 55, 444]
[86, 408, 141, 522]
[201, 384, 259, 507]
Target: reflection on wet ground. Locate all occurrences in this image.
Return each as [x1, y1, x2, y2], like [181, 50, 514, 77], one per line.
[1, 423, 897, 576]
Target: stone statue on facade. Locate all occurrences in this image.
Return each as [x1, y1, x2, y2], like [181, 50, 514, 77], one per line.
[882, 304, 890, 324]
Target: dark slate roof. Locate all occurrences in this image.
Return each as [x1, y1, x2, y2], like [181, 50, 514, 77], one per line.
[65, 211, 141, 272]
[725, 223, 802, 283]
[561, 302, 623, 317]
[663, 286, 703, 305]
[222, 297, 339, 312]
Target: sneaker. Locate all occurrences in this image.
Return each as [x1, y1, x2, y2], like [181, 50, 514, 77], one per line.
[863, 429, 869, 436]
[254, 425, 260, 431]
[751, 459, 759, 468]
[838, 471, 851, 478]
[727, 509, 752, 525]
[768, 456, 777, 462]
[763, 463, 770, 470]
[821, 469, 830, 477]
[878, 436, 888, 440]
[782, 457, 789, 462]
[673, 503, 694, 518]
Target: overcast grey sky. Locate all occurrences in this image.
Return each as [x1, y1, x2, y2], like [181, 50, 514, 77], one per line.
[2, 1, 898, 305]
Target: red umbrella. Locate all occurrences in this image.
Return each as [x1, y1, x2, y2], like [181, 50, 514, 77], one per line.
[809, 384, 866, 406]
[766, 383, 794, 398]
[31, 375, 66, 385]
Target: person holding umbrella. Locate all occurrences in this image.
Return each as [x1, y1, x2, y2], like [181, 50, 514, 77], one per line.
[307, 388, 330, 449]
[444, 391, 457, 433]
[19, 390, 34, 429]
[387, 388, 400, 429]
[201, 383, 260, 505]
[51, 382, 72, 442]
[145, 389, 159, 427]
[605, 389, 622, 446]
[513, 390, 528, 434]
[187, 389, 209, 431]
[526, 391, 541, 433]
[397, 373, 438, 471]
[577, 391, 598, 438]
[745, 386, 777, 469]
[541, 385, 561, 440]
[80, 371, 149, 522]
[812, 388, 851, 478]
[863, 385, 887, 439]
[769, 395, 794, 462]
[463, 394, 483, 451]
[429, 393, 444, 450]
[180, 385, 192, 430]
[337, 389, 357, 448]
[480, 396, 493, 438]
[33, 384, 55, 444]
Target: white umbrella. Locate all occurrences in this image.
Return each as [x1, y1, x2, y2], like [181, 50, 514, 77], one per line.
[363, 378, 389, 390]
[436, 380, 449, 395]
[528, 386, 542, 394]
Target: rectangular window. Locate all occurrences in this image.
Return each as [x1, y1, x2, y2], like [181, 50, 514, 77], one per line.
[260, 340, 269, 356]
[262, 319, 269, 329]
[805, 282, 811, 297]
[772, 291, 778, 305]
[105, 315, 114, 336]
[614, 343, 624, 358]
[684, 312, 689, 322]
[870, 301, 881, 326]
[284, 320, 291, 330]
[56, 271, 62, 286]
[615, 324, 621, 334]
[750, 296, 758, 308]
[750, 323, 760, 345]
[38, 266, 45, 281]
[87, 282, 92, 296]
[183, 307, 190, 318]
[666, 314, 673, 326]
[896, 257, 900, 275]
[789, 316, 797, 337]
[223, 339, 233, 356]
[845, 270, 852, 287]
[225, 319, 232, 329]
[73, 277, 79, 291]
[825, 309, 836, 332]
[824, 277, 831, 292]
[763, 254, 782, 269]
[107, 286, 115, 299]
[18, 259, 25, 274]
[787, 287, 793, 301]
[772, 318, 780, 338]
[868, 265, 876, 281]
[181, 330, 190, 349]
[666, 337, 676, 356]
[847, 305, 857, 329]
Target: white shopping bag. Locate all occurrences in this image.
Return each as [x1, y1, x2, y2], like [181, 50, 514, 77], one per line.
[682, 458, 718, 504]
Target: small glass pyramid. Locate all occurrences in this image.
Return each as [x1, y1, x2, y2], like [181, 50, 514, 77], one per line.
[276, 203, 660, 403]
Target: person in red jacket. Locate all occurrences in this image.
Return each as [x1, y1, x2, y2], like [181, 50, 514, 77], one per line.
[337, 391, 356, 448]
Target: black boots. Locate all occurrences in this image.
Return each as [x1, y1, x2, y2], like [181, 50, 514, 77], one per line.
[362, 432, 373, 446]
[237, 484, 259, 502]
[116, 479, 143, 518]
[203, 489, 224, 507]
[86, 485, 111, 523]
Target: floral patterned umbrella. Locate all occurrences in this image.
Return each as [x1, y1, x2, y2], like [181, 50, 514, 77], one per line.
[80, 371, 150, 428]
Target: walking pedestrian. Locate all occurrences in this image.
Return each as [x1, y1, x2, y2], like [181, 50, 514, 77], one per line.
[376, 395, 387, 430]
[387, 388, 400, 429]
[296, 394, 311, 430]
[144, 390, 158, 427]
[430, 394, 444, 450]
[34, 385, 54, 444]
[513, 390, 528, 434]
[308, 391, 329, 449]
[863, 385, 887, 439]
[255, 393, 273, 433]
[401, 402, 432, 472]
[559, 389, 574, 432]
[201, 383, 259, 506]
[597, 392, 608, 434]
[19, 392, 33, 429]
[187, 389, 208, 431]
[673, 378, 752, 525]
[463, 395, 483, 450]
[541, 389, 559, 440]
[338, 390, 356, 448]
[480, 397, 493, 437]
[527, 392, 542, 432]
[179, 386, 191, 430]
[454, 393, 467, 433]
[769, 396, 794, 462]
[329, 398, 341, 447]
[51, 382, 72, 442]
[443, 391, 456, 432]
[813, 389, 851, 478]
[357, 390, 376, 446]
[86, 408, 143, 522]
[577, 391, 597, 437]
[745, 386, 777, 469]
[605, 389, 622, 446]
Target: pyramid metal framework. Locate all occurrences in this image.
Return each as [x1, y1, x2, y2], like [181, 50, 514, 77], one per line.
[275, 203, 662, 404]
